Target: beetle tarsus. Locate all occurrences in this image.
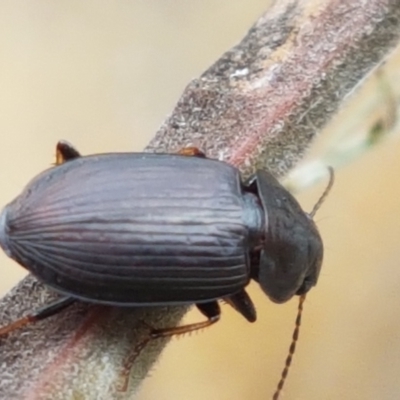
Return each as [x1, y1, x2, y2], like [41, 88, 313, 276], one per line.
[118, 334, 152, 392]
[56, 140, 82, 165]
[0, 296, 76, 337]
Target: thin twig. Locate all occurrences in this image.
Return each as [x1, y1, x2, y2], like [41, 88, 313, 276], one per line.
[1, 1, 400, 399]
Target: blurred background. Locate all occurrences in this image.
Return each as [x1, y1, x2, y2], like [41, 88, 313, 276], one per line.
[0, 2, 400, 399]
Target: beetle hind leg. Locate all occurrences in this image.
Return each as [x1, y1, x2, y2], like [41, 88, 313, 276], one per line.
[117, 301, 220, 391]
[0, 296, 76, 337]
[55, 140, 82, 165]
[150, 301, 220, 339]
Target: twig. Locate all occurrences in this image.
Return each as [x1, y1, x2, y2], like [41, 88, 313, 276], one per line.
[1, 1, 400, 399]
[284, 64, 400, 192]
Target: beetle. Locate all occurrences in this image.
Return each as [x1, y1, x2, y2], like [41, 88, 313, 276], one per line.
[0, 140, 326, 334]
[0, 141, 333, 397]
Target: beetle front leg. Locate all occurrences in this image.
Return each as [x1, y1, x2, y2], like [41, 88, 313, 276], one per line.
[55, 140, 82, 165]
[150, 301, 220, 339]
[0, 296, 76, 337]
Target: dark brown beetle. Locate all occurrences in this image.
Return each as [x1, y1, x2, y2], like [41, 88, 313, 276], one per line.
[0, 141, 333, 398]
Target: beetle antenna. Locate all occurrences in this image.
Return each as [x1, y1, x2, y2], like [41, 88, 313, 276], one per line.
[272, 294, 306, 400]
[309, 167, 334, 218]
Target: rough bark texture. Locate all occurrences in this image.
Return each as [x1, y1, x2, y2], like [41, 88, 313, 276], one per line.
[1, 0, 400, 399]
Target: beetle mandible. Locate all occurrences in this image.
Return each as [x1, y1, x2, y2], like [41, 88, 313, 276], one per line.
[0, 141, 332, 396]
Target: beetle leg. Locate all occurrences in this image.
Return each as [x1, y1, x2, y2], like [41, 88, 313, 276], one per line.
[55, 140, 82, 165]
[177, 146, 206, 158]
[150, 301, 220, 339]
[225, 289, 257, 322]
[243, 173, 257, 190]
[0, 296, 76, 337]
[118, 303, 219, 393]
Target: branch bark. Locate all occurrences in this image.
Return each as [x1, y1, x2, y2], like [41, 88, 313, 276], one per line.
[1, 1, 400, 399]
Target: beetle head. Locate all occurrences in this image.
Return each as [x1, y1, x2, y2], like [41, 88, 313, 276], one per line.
[255, 169, 324, 304]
